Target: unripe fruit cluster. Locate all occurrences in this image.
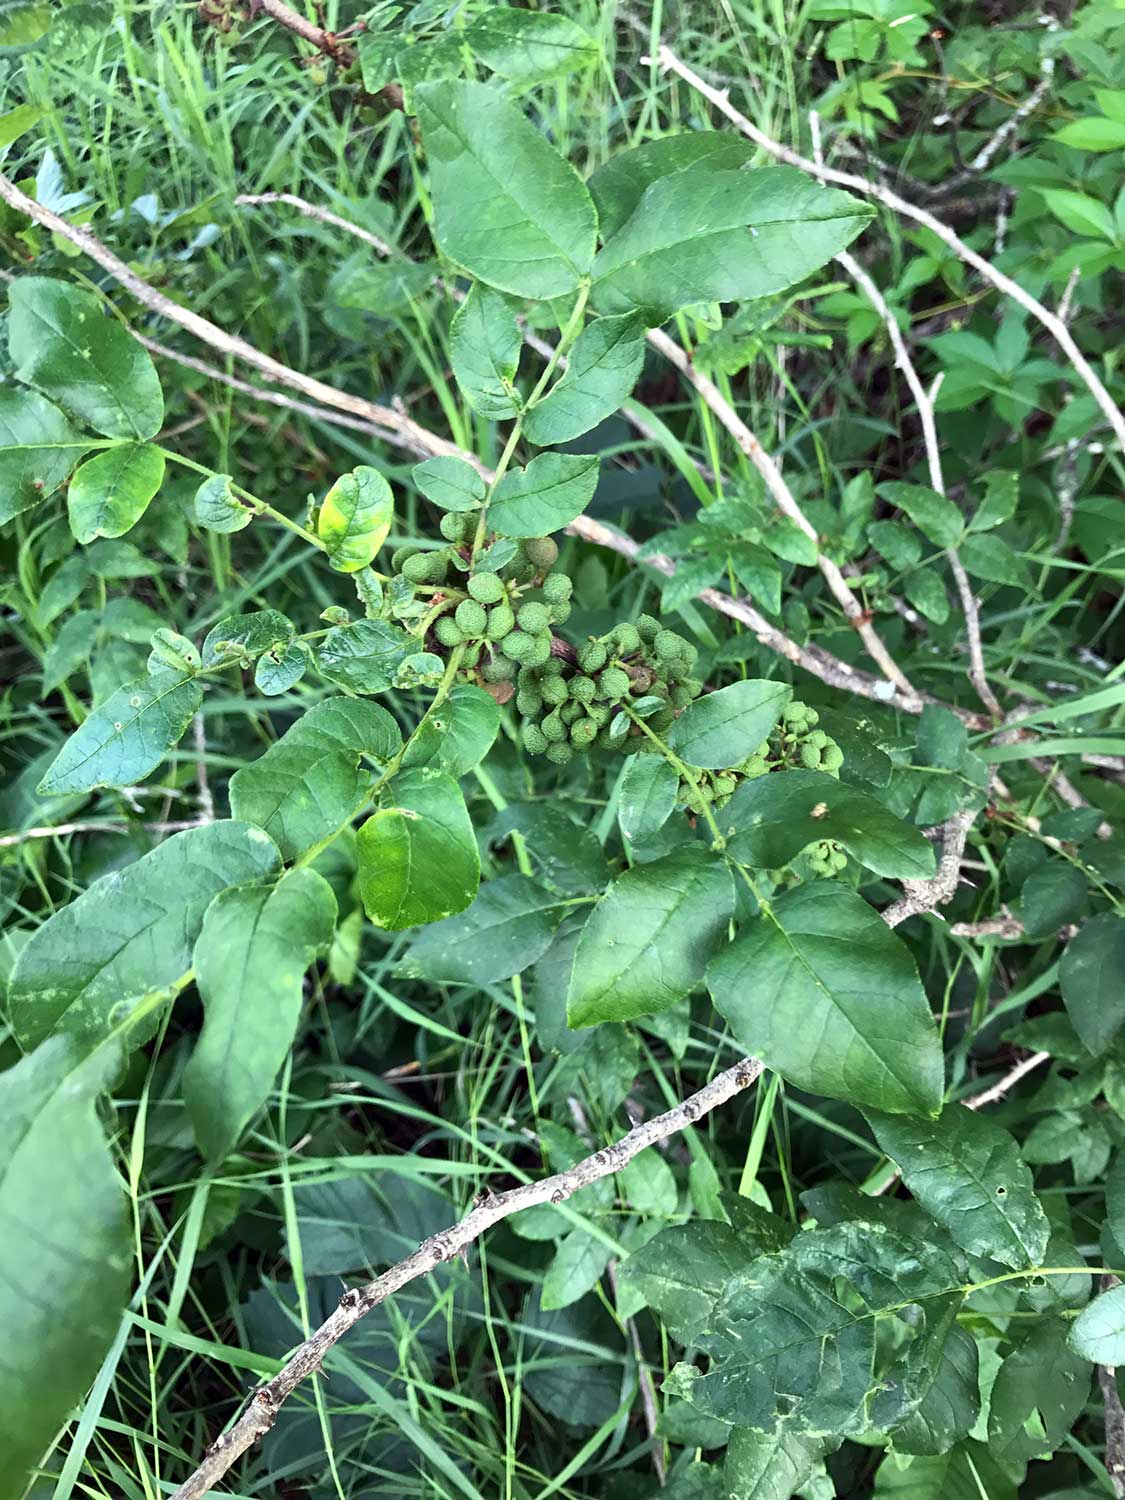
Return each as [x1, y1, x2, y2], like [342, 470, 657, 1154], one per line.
[808, 839, 848, 876]
[520, 615, 704, 764]
[737, 700, 843, 779]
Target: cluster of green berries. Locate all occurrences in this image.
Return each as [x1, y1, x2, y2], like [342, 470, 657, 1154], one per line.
[390, 532, 568, 670]
[807, 839, 848, 876]
[738, 700, 844, 779]
[518, 616, 703, 765]
[679, 770, 740, 816]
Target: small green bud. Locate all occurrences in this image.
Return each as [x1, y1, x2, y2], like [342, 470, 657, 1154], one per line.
[523, 536, 559, 569]
[822, 741, 844, 773]
[542, 573, 573, 605]
[468, 572, 505, 604]
[541, 711, 566, 743]
[804, 707, 820, 726]
[434, 616, 463, 647]
[713, 775, 737, 797]
[741, 755, 769, 779]
[800, 742, 822, 769]
[517, 601, 550, 634]
[784, 701, 809, 725]
[577, 641, 608, 673]
[807, 730, 828, 749]
[455, 599, 488, 636]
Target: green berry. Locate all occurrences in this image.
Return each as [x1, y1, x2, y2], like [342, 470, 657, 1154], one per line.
[800, 742, 822, 770]
[507, 560, 538, 586]
[391, 545, 420, 571]
[587, 702, 611, 727]
[822, 741, 844, 773]
[784, 701, 809, 726]
[541, 675, 568, 706]
[482, 656, 514, 683]
[468, 572, 505, 604]
[455, 599, 487, 636]
[523, 536, 559, 569]
[636, 614, 661, 642]
[434, 617, 463, 647]
[541, 711, 566, 743]
[804, 707, 820, 726]
[650, 707, 675, 732]
[462, 643, 482, 668]
[402, 552, 438, 584]
[597, 666, 631, 701]
[440, 511, 470, 542]
[653, 629, 682, 661]
[568, 675, 596, 703]
[578, 641, 607, 673]
[613, 623, 641, 655]
[741, 755, 769, 779]
[545, 740, 574, 765]
[522, 634, 552, 668]
[542, 573, 573, 605]
[560, 699, 582, 725]
[517, 602, 550, 634]
[516, 688, 543, 716]
[503, 630, 535, 663]
[486, 602, 515, 639]
[571, 718, 597, 747]
[670, 683, 693, 708]
[713, 775, 737, 798]
[523, 722, 548, 755]
[541, 656, 564, 676]
[547, 600, 572, 626]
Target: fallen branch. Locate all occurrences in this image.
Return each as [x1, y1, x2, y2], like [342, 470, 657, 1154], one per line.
[254, 0, 357, 65]
[650, 46, 1125, 454]
[963, 1049, 1051, 1111]
[167, 1057, 764, 1500]
[881, 804, 982, 929]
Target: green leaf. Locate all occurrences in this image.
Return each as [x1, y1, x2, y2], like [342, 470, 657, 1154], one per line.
[687, 1222, 961, 1435]
[1053, 116, 1125, 150]
[1042, 187, 1116, 241]
[465, 7, 597, 81]
[398, 875, 563, 984]
[66, 441, 165, 543]
[8, 821, 279, 1048]
[618, 753, 679, 844]
[1071, 1283, 1125, 1363]
[904, 568, 949, 624]
[620, 1220, 750, 1342]
[865, 1104, 1050, 1268]
[415, 80, 597, 299]
[314, 618, 411, 694]
[723, 1428, 832, 1500]
[620, 1149, 678, 1216]
[8, 276, 164, 439]
[489, 451, 600, 536]
[708, 883, 943, 1116]
[873, 1443, 1017, 1500]
[567, 847, 734, 1026]
[201, 608, 293, 666]
[0, 0, 49, 49]
[412, 454, 487, 511]
[523, 314, 646, 445]
[989, 1318, 1091, 1461]
[592, 166, 873, 320]
[448, 284, 521, 421]
[357, 768, 480, 930]
[229, 696, 400, 861]
[254, 639, 309, 696]
[958, 532, 1030, 588]
[0, 387, 86, 523]
[401, 682, 500, 775]
[878, 481, 964, 548]
[868, 519, 922, 570]
[888, 1324, 979, 1456]
[317, 465, 394, 572]
[1061, 913, 1125, 1054]
[667, 679, 791, 770]
[37, 668, 201, 794]
[971, 469, 1019, 531]
[588, 132, 756, 241]
[184, 868, 337, 1161]
[193, 472, 251, 533]
[541, 1229, 613, 1311]
[721, 768, 936, 880]
[0, 1036, 130, 1500]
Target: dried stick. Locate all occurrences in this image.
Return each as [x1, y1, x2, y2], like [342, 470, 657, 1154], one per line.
[167, 1058, 764, 1500]
[650, 47, 1125, 453]
[881, 804, 982, 929]
[255, 0, 356, 65]
[963, 1049, 1051, 1111]
[0, 172, 464, 468]
[233, 192, 392, 255]
[646, 327, 918, 699]
[926, 57, 1055, 196]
